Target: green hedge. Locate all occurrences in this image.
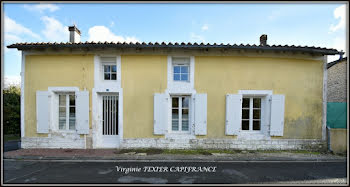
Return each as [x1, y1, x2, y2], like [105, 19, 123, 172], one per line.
[3, 85, 21, 134]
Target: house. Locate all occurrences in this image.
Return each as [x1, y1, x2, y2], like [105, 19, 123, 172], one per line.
[327, 56, 348, 153]
[7, 25, 342, 150]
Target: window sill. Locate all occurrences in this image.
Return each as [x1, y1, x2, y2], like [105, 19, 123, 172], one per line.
[55, 130, 77, 134]
[165, 132, 195, 139]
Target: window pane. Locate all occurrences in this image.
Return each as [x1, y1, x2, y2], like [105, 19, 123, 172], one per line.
[111, 65, 117, 72]
[172, 98, 178, 108]
[59, 118, 66, 130]
[59, 95, 66, 106]
[104, 73, 110, 80]
[180, 66, 188, 73]
[104, 65, 110, 73]
[59, 107, 66, 117]
[174, 66, 180, 73]
[253, 120, 260, 130]
[69, 107, 75, 117]
[182, 120, 189, 131]
[172, 109, 179, 120]
[242, 98, 250, 108]
[69, 95, 75, 106]
[69, 117, 75, 130]
[253, 98, 261, 108]
[181, 74, 188, 81]
[111, 73, 117, 80]
[172, 120, 179, 131]
[242, 120, 249, 130]
[174, 73, 180, 81]
[253, 109, 261, 119]
[182, 109, 189, 119]
[242, 109, 249, 119]
[182, 97, 189, 108]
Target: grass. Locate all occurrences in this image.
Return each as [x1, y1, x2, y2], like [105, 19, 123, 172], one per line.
[115, 149, 241, 155]
[257, 150, 323, 155]
[115, 148, 163, 155]
[114, 148, 324, 155]
[4, 134, 20, 142]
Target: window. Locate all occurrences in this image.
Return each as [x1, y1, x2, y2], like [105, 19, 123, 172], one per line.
[242, 97, 261, 131]
[103, 64, 117, 80]
[59, 93, 76, 130]
[171, 96, 190, 132]
[173, 64, 189, 81]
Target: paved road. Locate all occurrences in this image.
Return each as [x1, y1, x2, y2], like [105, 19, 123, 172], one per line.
[3, 160, 347, 184]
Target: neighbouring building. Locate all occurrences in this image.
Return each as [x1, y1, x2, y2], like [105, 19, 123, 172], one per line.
[7, 26, 342, 150]
[327, 56, 348, 153]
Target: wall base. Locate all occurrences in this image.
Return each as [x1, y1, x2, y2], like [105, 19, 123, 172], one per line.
[21, 136, 326, 151]
[21, 133, 85, 149]
[121, 138, 327, 151]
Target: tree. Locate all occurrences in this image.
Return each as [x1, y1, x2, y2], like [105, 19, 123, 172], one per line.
[3, 85, 21, 135]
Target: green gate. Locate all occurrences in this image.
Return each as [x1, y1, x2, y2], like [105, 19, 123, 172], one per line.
[327, 102, 347, 129]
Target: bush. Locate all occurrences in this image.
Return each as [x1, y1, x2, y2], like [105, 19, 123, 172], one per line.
[3, 85, 21, 135]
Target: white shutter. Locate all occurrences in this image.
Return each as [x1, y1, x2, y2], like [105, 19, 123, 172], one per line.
[270, 94, 285, 136]
[225, 94, 242, 135]
[154, 93, 168, 135]
[76, 91, 90, 134]
[194, 93, 207, 135]
[36, 91, 50, 133]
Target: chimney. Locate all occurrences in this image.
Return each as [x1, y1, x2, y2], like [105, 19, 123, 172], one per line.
[68, 25, 81, 43]
[260, 34, 267, 46]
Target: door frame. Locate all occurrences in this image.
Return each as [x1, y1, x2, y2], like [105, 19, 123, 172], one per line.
[92, 88, 123, 148]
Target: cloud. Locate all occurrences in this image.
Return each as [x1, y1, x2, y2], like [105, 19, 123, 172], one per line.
[4, 75, 21, 88]
[268, 9, 283, 21]
[201, 24, 209, 31]
[24, 4, 59, 13]
[327, 35, 346, 62]
[329, 5, 346, 32]
[190, 32, 205, 42]
[87, 26, 139, 43]
[41, 16, 69, 42]
[5, 15, 41, 41]
[5, 33, 22, 43]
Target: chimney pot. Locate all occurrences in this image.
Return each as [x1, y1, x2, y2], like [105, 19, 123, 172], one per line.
[260, 34, 267, 46]
[68, 25, 81, 43]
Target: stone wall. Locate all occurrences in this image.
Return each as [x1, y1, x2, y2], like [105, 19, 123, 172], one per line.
[327, 59, 347, 102]
[121, 138, 327, 151]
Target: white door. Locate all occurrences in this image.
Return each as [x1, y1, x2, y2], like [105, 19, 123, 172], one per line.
[99, 94, 120, 148]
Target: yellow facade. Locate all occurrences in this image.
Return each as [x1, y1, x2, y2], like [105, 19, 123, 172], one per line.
[24, 54, 323, 140]
[195, 56, 323, 139]
[122, 55, 167, 138]
[25, 54, 94, 137]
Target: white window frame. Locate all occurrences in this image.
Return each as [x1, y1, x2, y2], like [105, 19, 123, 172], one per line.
[94, 55, 121, 91]
[167, 56, 195, 93]
[48, 87, 80, 133]
[102, 63, 117, 81]
[58, 92, 76, 131]
[241, 97, 262, 132]
[170, 95, 191, 133]
[173, 62, 190, 82]
[237, 90, 273, 139]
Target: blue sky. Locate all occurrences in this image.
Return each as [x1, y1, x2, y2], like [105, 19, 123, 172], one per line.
[3, 3, 347, 85]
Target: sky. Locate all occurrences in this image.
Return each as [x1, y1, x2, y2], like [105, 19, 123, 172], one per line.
[3, 3, 347, 86]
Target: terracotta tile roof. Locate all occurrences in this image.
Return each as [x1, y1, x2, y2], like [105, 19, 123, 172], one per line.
[7, 41, 342, 55]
